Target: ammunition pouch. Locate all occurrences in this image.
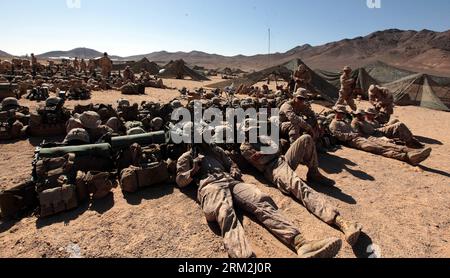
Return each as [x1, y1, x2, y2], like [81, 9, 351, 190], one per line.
[119, 162, 169, 193]
[39, 184, 78, 218]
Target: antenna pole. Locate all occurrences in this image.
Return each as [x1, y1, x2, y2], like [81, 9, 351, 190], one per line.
[268, 28, 271, 67]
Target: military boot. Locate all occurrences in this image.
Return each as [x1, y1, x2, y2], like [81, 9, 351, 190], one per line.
[307, 169, 335, 187]
[407, 148, 432, 166]
[406, 138, 425, 149]
[295, 234, 342, 258]
[335, 216, 363, 246]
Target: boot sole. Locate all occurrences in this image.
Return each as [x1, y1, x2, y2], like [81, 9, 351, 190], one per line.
[299, 238, 342, 259]
[409, 148, 432, 166]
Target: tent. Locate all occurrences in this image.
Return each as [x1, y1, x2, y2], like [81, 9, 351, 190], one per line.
[207, 58, 339, 102]
[158, 60, 210, 81]
[385, 73, 450, 112]
[316, 67, 379, 99]
[131, 58, 160, 75]
[363, 61, 416, 84]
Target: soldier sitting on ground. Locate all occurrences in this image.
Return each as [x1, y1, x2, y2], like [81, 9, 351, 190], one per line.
[368, 85, 395, 124]
[351, 108, 424, 149]
[329, 105, 432, 166]
[279, 89, 319, 144]
[176, 124, 342, 259]
[239, 124, 362, 247]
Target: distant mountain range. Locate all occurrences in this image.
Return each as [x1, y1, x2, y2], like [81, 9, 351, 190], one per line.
[0, 50, 13, 58]
[1, 29, 449, 76]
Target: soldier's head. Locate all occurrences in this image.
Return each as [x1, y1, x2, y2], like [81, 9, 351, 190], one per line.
[365, 107, 377, 121]
[31, 53, 34, 57]
[343, 66, 352, 74]
[293, 88, 309, 106]
[353, 109, 366, 121]
[333, 105, 348, 120]
[104, 52, 108, 57]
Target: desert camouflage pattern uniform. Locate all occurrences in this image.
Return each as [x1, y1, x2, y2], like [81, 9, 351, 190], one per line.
[336, 73, 357, 111]
[176, 145, 302, 258]
[241, 135, 339, 225]
[330, 119, 410, 162]
[352, 118, 414, 144]
[280, 100, 318, 143]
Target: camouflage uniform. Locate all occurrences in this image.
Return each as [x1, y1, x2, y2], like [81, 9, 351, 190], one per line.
[352, 117, 414, 144]
[80, 59, 87, 73]
[176, 145, 303, 258]
[294, 65, 312, 92]
[73, 58, 80, 72]
[99, 56, 112, 78]
[369, 85, 394, 117]
[336, 67, 357, 111]
[279, 99, 317, 143]
[330, 116, 430, 165]
[240, 135, 339, 225]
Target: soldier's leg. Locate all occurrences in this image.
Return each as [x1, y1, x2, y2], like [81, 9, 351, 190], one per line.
[281, 122, 301, 144]
[232, 181, 342, 257]
[336, 92, 346, 106]
[231, 182, 300, 248]
[270, 162, 362, 245]
[346, 96, 357, 111]
[199, 182, 253, 258]
[377, 122, 413, 143]
[284, 134, 318, 170]
[284, 135, 334, 186]
[269, 162, 338, 225]
[349, 137, 409, 162]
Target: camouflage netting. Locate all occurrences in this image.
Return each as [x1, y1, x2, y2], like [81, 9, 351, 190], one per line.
[131, 58, 160, 75]
[316, 68, 379, 99]
[363, 61, 416, 84]
[158, 60, 210, 81]
[207, 58, 339, 102]
[386, 73, 450, 112]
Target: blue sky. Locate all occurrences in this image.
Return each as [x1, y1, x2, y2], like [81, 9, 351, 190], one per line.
[0, 0, 449, 57]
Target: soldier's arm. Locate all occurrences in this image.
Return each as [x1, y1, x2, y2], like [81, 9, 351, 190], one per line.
[283, 104, 313, 132]
[330, 122, 358, 142]
[214, 146, 238, 173]
[176, 152, 195, 188]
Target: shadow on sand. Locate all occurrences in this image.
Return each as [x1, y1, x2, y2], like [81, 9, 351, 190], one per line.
[319, 152, 375, 182]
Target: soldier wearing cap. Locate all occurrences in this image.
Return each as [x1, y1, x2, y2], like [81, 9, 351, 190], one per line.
[362, 108, 424, 148]
[294, 64, 312, 92]
[368, 85, 394, 123]
[336, 66, 357, 111]
[123, 66, 135, 82]
[30, 53, 38, 76]
[98, 52, 113, 79]
[80, 58, 87, 74]
[280, 88, 319, 143]
[73, 57, 80, 72]
[329, 105, 431, 166]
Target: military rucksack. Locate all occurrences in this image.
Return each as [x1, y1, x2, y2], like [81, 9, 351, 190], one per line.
[0, 181, 38, 220]
[120, 162, 169, 193]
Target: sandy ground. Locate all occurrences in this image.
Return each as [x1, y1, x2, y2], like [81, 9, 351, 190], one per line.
[0, 78, 449, 258]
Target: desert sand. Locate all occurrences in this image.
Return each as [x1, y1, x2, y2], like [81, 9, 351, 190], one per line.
[0, 78, 449, 258]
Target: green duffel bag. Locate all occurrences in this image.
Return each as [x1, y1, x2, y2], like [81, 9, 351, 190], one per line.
[38, 143, 112, 159]
[110, 131, 167, 151]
